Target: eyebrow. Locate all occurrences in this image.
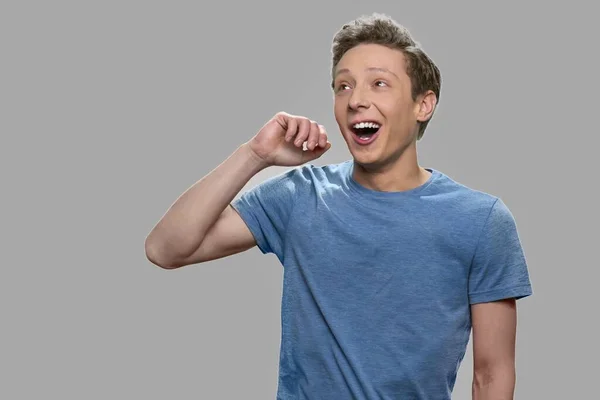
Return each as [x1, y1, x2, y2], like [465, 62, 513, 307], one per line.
[334, 67, 399, 80]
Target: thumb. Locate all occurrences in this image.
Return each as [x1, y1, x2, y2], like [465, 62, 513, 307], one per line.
[302, 141, 332, 162]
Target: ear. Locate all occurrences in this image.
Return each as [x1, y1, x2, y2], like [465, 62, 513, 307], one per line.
[416, 90, 437, 123]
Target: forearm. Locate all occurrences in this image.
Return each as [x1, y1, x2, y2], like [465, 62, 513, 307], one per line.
[145, 143, 268, 264]
[472, 365, 515, 400]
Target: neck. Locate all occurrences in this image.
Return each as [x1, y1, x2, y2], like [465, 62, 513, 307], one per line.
[351, 145, 431, 192]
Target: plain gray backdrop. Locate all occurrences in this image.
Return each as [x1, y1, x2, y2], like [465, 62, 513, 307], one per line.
[2, 1, 598, 398]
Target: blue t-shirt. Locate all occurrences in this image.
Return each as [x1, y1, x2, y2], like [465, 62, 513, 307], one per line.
[231, 159, 533, 400]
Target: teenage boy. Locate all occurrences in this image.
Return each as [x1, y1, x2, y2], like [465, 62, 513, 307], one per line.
[145, 13, 533, 400]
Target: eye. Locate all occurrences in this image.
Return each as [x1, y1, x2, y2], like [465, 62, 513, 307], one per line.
[375, 80, 387, 87]
[336, 83, 351, 92]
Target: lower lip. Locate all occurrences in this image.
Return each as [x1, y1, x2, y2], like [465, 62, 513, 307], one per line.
[351, 129, 381, 146]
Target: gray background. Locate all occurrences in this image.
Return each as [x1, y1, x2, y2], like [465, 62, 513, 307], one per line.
[2, 1, 598, 398]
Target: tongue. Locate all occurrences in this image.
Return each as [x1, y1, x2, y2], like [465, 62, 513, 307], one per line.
[357, 134, 376, 142]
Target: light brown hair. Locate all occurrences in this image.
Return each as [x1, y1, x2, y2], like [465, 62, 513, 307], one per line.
[331, 13, 441, 140]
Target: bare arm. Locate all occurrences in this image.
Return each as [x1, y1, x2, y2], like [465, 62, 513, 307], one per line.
[471, 298, 518, 400]
[144, 143, 268, 269]
[144, 112, 331, 269]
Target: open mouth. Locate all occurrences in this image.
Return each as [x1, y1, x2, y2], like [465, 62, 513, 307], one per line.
[350, 121, 381, 145]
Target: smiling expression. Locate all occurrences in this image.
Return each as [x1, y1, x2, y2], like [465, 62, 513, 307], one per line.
[333, 43, 433, 168]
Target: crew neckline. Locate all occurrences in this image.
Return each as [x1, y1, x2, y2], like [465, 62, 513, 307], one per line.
[343, 159, 440, 200]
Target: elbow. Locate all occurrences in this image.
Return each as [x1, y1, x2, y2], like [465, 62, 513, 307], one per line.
[472, 362, 515, 396]
[144, 238, 180, 270]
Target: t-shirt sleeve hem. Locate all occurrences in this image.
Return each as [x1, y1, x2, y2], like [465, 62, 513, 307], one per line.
[469, 284, 533, 304]
[230, 201, 269, 255]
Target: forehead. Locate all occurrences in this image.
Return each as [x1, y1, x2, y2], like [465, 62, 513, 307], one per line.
[335, 43, 408, 79]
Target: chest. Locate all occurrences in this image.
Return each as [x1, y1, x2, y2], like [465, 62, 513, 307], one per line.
[284, 193, 477, 307]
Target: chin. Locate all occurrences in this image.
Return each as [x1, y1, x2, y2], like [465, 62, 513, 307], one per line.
[345, 137, 384, 166]
[349, 150, 385, 170]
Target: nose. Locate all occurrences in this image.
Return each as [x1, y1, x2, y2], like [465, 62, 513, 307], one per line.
[348, 87, 370, 110]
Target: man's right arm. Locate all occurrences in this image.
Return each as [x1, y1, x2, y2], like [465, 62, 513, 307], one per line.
[144, 143, 269, 269]
[144, 112, 331, 269]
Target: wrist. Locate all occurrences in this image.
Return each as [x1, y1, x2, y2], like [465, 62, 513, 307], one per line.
[240, 142, 271, 172]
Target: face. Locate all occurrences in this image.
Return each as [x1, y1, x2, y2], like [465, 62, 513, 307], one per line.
[333, 43, 433, 169]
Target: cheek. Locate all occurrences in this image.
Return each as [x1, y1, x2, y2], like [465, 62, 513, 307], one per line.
[333, 99, 346, 120]
[384, 98, 412, 123]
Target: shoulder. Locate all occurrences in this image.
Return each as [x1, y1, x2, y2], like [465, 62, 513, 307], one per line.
[276, 159, 351, 189]
[430, 169, 515, 224]
[245, 160, 350, 202]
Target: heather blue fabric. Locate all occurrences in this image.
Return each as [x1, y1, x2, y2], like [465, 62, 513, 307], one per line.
[231, 159, 533, 400]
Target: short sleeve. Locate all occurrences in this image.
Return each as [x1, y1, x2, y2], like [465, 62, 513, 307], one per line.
[230, 167, 304, 262]
[468, 198, 533, 304]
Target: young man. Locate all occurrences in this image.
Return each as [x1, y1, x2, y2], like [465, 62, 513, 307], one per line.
[145, 13, 533, 400]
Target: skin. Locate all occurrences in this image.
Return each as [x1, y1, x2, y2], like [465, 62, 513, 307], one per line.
[144, 112, 331, 269]
[471, 298, 518, 400]
[145, 41, 519, 400]
[332, 43, 436, 193]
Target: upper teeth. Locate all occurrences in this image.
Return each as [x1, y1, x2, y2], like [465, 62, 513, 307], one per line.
[353, 122, 380, 129]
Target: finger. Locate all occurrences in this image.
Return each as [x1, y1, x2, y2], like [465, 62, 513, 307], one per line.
[318, 133, 327, 148]
[307, 121, 321, 151]
[294, 118, 311, 147]
[318, 125, 328, 147]
[285, 117, 298, 142]
[302, 140, 332, 163]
